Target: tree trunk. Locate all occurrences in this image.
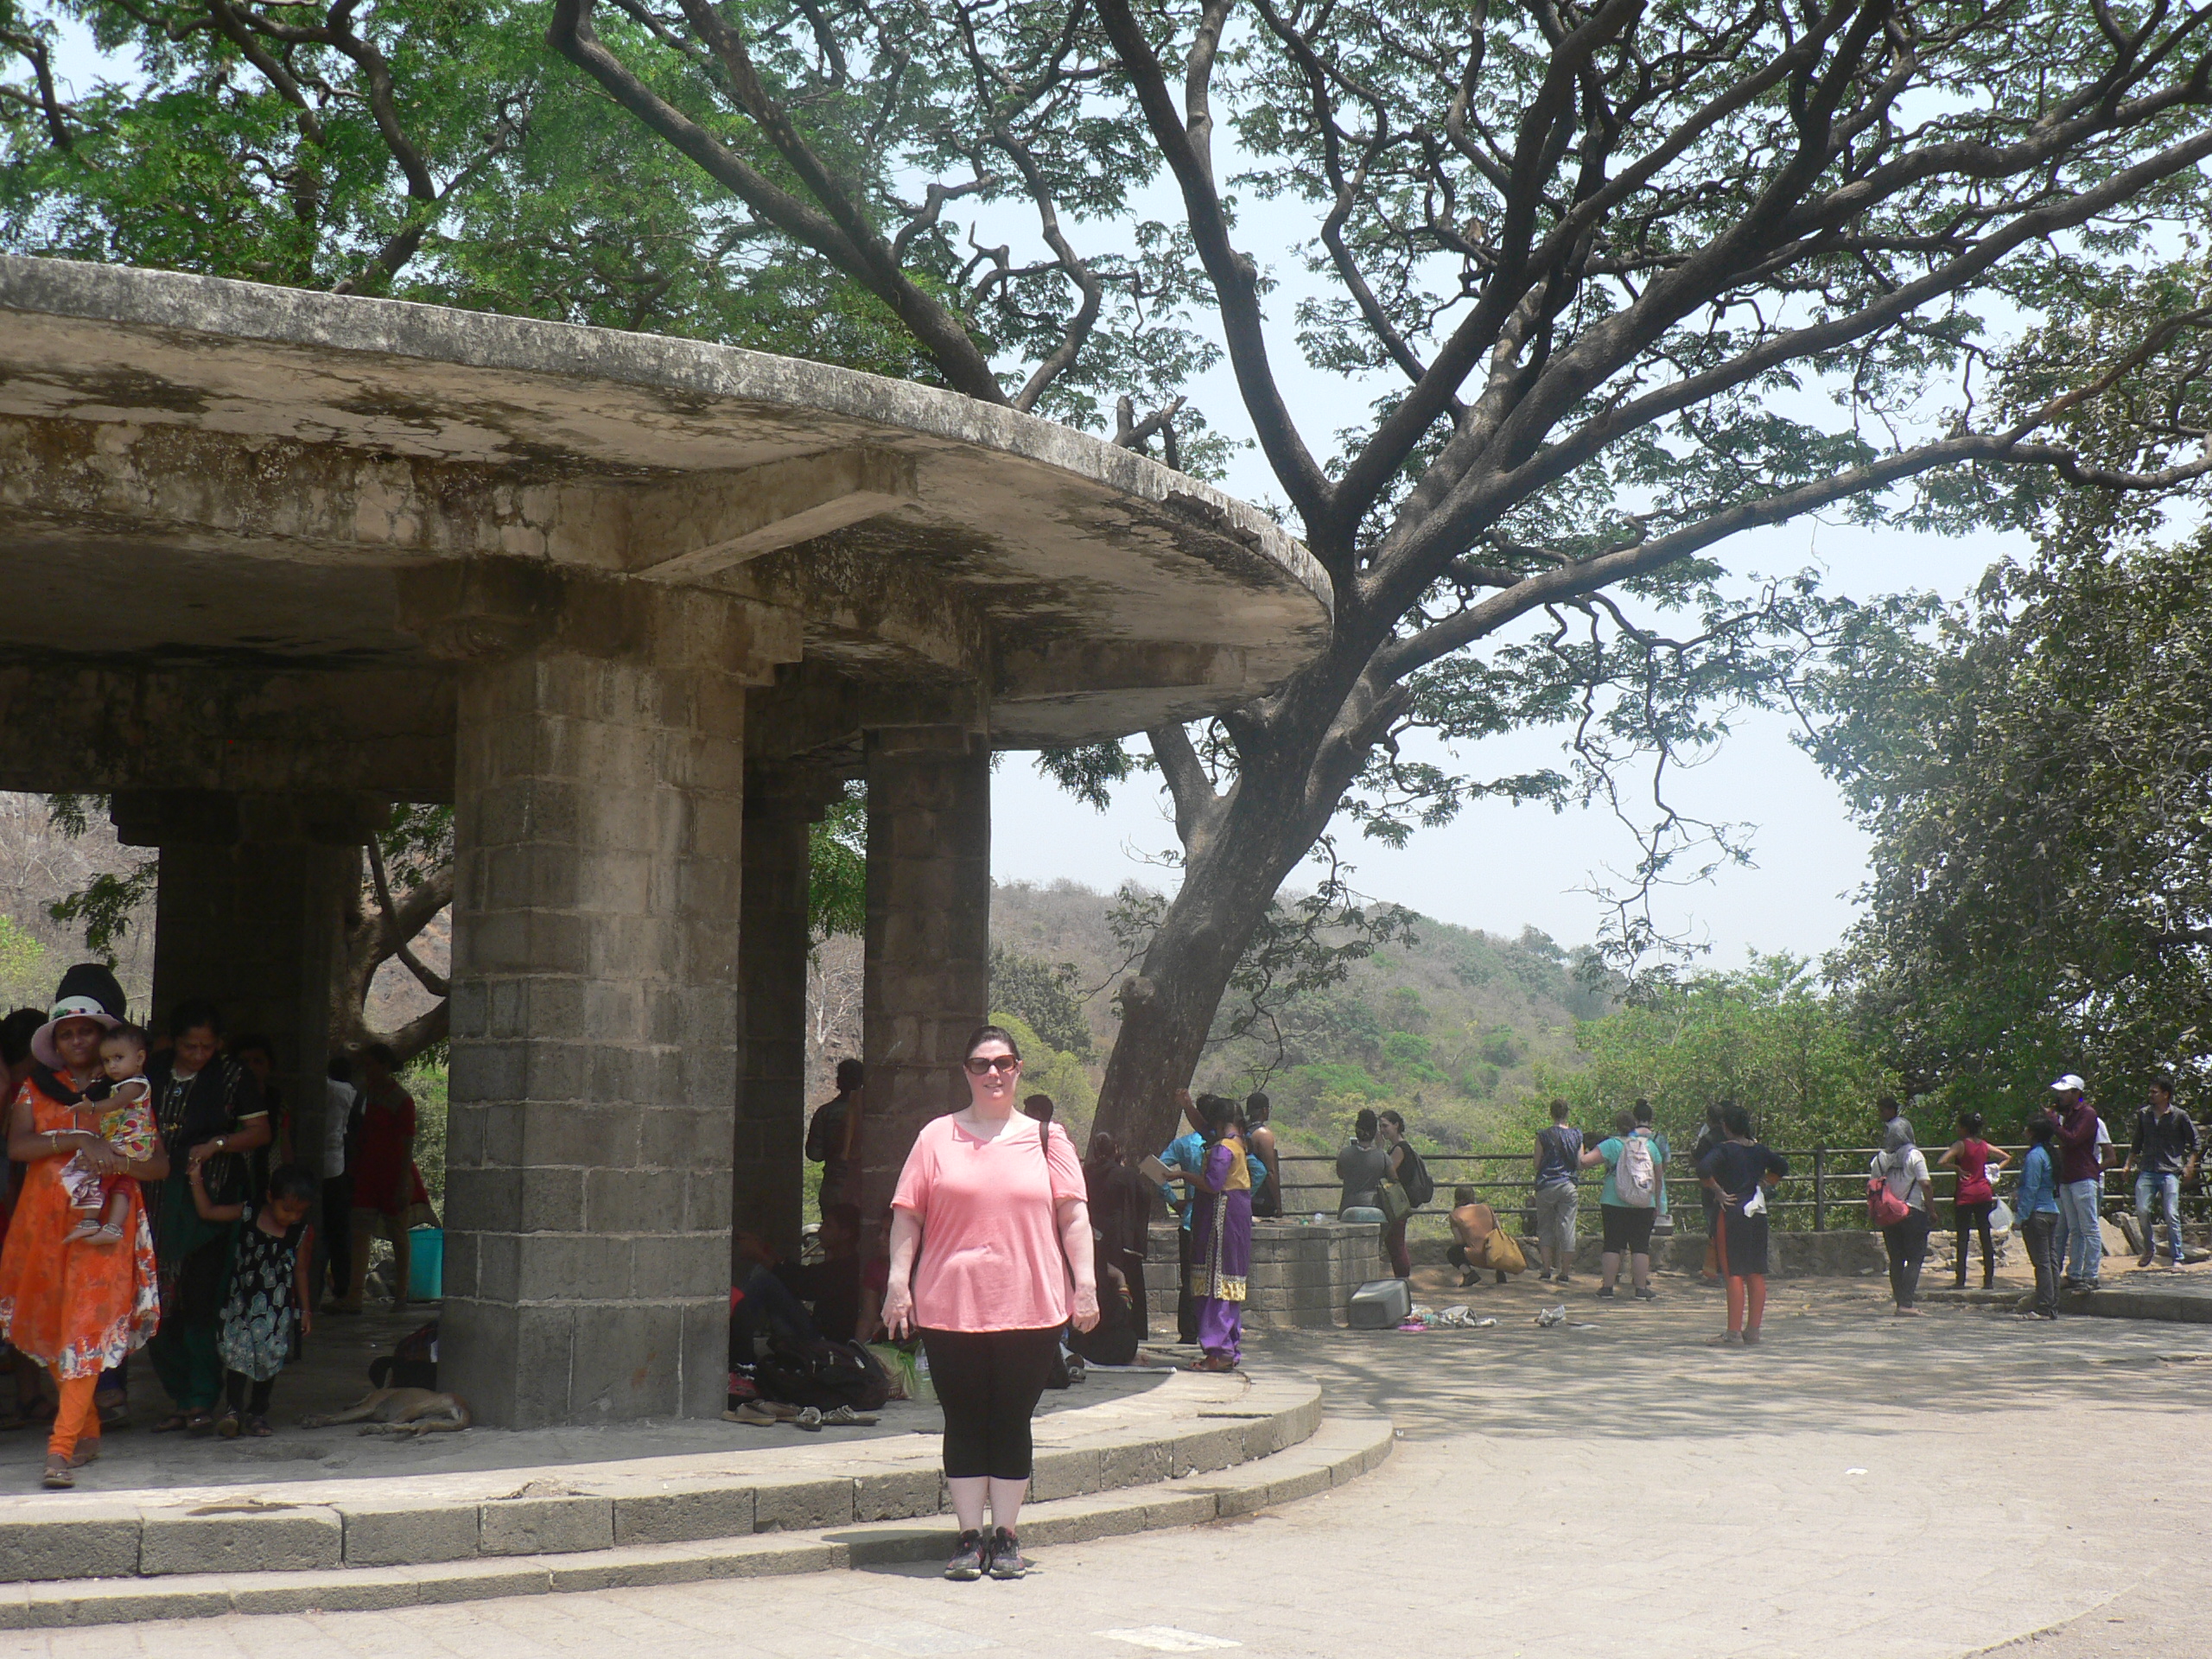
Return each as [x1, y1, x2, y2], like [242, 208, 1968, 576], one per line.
[1090, 758, 1336, 1156]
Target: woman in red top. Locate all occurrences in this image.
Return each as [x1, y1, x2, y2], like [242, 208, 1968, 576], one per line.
[1938, 1110, 2012, 1290]
[333, 1043, 416, 1314]
[884, 1025, 1097, 1584]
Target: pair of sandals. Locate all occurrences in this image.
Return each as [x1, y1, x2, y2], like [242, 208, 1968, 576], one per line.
[213, 1408, 273, 1439]
[1186, 1354, 1240, 1373]
[722, 1402, 878, 1429]
[40, 1443, 99, 1490]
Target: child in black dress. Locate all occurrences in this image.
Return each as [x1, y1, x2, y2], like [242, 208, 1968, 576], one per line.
[188, 1160, 315, 1438]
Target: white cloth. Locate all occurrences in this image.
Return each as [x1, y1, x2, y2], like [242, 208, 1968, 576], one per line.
[322, 1078, 358, 1179]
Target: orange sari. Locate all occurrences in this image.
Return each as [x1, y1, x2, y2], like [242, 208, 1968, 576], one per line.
[0, 1075, 161, 1379]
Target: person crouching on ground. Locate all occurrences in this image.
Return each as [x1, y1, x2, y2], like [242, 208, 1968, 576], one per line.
[882, 1025, 1097, 1584]
[1187, 1094, 1253, 1373]
[192, 1160, 316, 1438]
[1446, 1186, 1516, 1287]
[1697, 1103, 1786, 1347]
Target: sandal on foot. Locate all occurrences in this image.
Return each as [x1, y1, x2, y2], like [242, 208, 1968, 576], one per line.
[818, 1405, 878, 1427]
[213, 1408, 242, 1440]
[245, 1414, 272, 1438]
[1705, 1331, 1743, 1346]
[150, 1413, 192, 1433]
[41, 1456, 73, 1490]
[185, 1410, 216, 1438]
[67, 1443, 99, 1467]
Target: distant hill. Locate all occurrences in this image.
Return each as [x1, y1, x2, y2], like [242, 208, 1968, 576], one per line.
[984, 880, 1607, 1155]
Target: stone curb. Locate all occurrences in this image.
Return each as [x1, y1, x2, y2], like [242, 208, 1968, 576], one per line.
[0, 1416, 1393, 1629]
[1922, 1282, 2212, 1323]
[0, 1370, 1323, 1585]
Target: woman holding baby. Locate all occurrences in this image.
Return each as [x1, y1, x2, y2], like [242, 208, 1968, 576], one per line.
[0, 968, 166, 1488]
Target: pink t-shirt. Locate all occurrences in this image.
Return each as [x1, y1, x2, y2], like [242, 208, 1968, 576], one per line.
[893, 1111, 1086, 1332]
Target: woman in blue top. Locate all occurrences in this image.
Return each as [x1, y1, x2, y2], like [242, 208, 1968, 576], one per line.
[2014, 1116, 2063, 1321]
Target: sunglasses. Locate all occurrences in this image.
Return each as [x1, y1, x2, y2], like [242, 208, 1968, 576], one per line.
[963, 1054, 1021, 1075]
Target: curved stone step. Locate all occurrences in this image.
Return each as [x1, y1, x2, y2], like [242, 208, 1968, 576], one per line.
[0, 1415, 1393, 1629]
[0, 1369, 1323, 1585]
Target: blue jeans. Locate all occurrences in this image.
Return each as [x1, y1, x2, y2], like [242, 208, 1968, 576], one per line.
[2135, 1172, 2184, 1265]
[2058, 1179, 2104, 1284]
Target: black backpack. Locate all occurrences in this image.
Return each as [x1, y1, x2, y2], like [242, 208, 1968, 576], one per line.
[1399, 1146, 1435, 1210]
[755, 1336, 893, 1412]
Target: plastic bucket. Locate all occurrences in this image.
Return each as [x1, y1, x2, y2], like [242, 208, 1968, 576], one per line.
[407, 1226, 444, 1301]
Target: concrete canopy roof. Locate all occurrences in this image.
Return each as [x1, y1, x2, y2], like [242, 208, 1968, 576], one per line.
[0, 257, 1332, 747]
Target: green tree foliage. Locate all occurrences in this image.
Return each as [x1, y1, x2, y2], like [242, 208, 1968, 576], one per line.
[808, 785, 866, 942]
[0, 913, 49, 1009]
[988, 945, 1090, 1058]
[988, 1009, 1096, 1141]
[1813, 526, 2212, 1113]
[0, 0, 934, 370]
[1545, 956, 1897, 1148]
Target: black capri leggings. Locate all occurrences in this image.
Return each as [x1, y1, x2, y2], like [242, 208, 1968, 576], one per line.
[920, 1327, 1062, 1481]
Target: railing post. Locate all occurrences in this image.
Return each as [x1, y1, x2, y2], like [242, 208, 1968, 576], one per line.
[1814, 1146, 1827, 1233]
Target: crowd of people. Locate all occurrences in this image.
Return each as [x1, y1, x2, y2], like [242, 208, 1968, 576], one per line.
[0, 964, 426, 1489]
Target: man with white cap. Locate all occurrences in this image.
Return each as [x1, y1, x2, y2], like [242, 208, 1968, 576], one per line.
[2047, 1075, 2105, 1292]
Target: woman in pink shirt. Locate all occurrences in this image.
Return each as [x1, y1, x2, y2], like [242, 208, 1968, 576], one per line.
[885, 1025, 1098, 1583]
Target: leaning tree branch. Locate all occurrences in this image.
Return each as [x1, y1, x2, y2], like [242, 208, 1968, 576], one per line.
[545, 0, 1008, 403]
[0, 27, 73, 149]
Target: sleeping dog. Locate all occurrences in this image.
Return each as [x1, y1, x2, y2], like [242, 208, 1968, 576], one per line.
[300, 1387, 472, 1437]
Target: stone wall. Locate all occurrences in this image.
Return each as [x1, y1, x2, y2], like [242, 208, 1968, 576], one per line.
[1146, 1219, 1389, 1333]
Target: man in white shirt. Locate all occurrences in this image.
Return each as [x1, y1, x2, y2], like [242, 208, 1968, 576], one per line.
[321, 1059, 360, 1309]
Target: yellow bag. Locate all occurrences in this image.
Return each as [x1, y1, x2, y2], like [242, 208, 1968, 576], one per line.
[1482, 1229, 1526, 1276]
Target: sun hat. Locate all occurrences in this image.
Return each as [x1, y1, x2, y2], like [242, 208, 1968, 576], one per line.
[28, 963, 127, 1071]
[2050, 1074, 2087, 1094]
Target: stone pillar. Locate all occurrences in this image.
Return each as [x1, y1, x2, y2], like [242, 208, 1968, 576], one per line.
[118, 790, 375, 1176]
[729, 771, 826, 1266]
[416, 564, 798, 1428]
[858, 728, 991, 1236]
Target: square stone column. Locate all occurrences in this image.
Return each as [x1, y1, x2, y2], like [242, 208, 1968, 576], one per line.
[730, 769, 836, 1266]
[418, 565, 798, 1427]
[119, 790, 376, 1173]
[858, 728, 991, 1234]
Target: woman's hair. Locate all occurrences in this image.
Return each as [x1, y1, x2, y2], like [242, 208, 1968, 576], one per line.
[1378, 1109, 1406, 1133]
[1452, 1185, 1478, 1205]
[1722, 1103, 1753, 1138]
[1957, 1110, 1985, 1136]
[2026, 1116, 2056, 1147]
[1, 1007, 44, 1066]
[1613, 1108, 1637, 1135]
[1089, 1130, 1118, 1161]
[267, 1162, 318, 1205]
[1353, 1107, 1379, 1141]
[1706, 1102, 1726, 1126]
[1198, 1094, 1237, 1135]
[963, 1024, 1020, 1061]
[1633, 1098, 1653, 1124]
[835, 1058, 865, 1090]
[168, 998, 224, 1041]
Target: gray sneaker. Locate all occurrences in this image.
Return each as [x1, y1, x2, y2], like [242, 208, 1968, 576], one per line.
[944, 1529, 989, 1581]
[987, 1527, 1027, 1580]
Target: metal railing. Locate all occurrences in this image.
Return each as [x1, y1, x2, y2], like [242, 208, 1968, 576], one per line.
[1268, 1145, 2076, 1231]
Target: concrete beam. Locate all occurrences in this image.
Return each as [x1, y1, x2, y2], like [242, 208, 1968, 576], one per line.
[0, 663, 456, 800]
[629, 450, 916, 582]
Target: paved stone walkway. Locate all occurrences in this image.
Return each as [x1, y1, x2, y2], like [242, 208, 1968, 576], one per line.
[14, 1270, 2209, 1656]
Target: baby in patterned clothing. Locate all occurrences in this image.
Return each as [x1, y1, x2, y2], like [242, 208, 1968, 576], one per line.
[60, 1024, 158, 1245]
[188, 1159, 317, 1437]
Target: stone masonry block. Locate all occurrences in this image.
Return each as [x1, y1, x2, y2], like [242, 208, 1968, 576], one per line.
[515, 1234, 634, 1301]
[0, 1507, 143, 1581]
[851, 1468, 944, 1522]
[1098, 1437, 1172, 1490]
[609, 1482, 755, 1546]
[139, 1506, 342, 1576]
[477, 1495, 613, 1557]
[563, 1302, 690, 1421]
[1172, 1425, 1246, 1477]
[341, 1501, 481, 1567]
[1027, 1448, 1101, 1503]
[751, 1477, 853, 1533]
[585, 1166, 680, 1233]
